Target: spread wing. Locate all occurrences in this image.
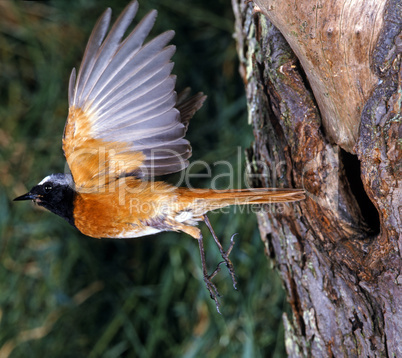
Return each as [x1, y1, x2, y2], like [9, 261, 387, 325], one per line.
[62, 1, 206, 190]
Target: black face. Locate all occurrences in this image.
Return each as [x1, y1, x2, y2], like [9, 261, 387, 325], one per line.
[14, 175, 76, 226]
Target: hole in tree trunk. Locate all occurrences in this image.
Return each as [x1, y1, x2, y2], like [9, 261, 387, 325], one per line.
[341, 149, 381, 234]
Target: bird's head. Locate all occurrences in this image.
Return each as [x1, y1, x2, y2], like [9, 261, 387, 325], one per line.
[14, 173, 75, 225]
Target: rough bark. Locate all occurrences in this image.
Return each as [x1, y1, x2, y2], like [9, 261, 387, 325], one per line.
[232, 0, 402, 356]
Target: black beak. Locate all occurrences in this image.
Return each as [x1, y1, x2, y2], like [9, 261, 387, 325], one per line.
[13, 193, 38, 201]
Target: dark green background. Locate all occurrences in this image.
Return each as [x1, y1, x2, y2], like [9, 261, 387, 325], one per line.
[0, 0, 287, 357]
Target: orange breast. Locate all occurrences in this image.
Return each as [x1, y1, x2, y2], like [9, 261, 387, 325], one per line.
[73, 178, 179, 239]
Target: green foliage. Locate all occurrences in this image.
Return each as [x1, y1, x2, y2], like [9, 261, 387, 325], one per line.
[0, 0, 287, 357]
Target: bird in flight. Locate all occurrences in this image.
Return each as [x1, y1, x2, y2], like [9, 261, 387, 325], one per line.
[14, 1, 304, 312]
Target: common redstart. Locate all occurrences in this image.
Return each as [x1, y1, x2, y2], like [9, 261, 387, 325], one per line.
[14, 1, 304, 312]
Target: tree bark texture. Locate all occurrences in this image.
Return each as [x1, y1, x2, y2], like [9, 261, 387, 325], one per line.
[232, 0, 402, 356]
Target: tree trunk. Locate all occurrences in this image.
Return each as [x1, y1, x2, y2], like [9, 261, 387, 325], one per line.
[232, 0, 402, 356]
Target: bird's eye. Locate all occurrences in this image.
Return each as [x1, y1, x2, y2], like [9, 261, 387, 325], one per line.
[43, 183, 53, 194]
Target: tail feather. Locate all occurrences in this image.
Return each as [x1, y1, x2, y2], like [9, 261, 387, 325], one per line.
[179, 188, 305, 216]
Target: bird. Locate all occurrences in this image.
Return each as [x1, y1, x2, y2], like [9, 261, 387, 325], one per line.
[14, 1, 305, 312]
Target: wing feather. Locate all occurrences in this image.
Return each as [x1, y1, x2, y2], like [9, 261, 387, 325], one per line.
[77, 3, 139, 104]
[83, 10, 158, 106]
[94, 89, 175, 131]
[63, 1, 206, 189]
[68, 68, 76, 107]
[72, 8, 112, 106]
[95, 53, 176, 121]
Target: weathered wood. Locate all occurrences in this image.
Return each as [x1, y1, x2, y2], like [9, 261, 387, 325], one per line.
[232, 0, 402, 356]
[250, 0, 387, 153]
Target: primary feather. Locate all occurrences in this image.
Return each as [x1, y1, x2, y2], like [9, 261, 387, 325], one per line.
[63, 0, 206, 189]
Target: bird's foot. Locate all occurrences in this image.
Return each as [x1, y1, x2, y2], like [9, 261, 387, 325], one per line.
[204, 262, 228, 314]
[203, 215, 238, 290]
[197, 215, 239, 313]
[198, 236, 223, 313]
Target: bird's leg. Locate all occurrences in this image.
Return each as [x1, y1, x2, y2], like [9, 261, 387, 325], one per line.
[203, 214, 238, 290]
[197, 235, 224, 313]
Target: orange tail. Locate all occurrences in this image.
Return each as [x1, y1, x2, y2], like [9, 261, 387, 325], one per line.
[179, 188, 305, 216]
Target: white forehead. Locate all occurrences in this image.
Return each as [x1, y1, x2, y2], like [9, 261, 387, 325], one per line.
[39, 174, 73, 186]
